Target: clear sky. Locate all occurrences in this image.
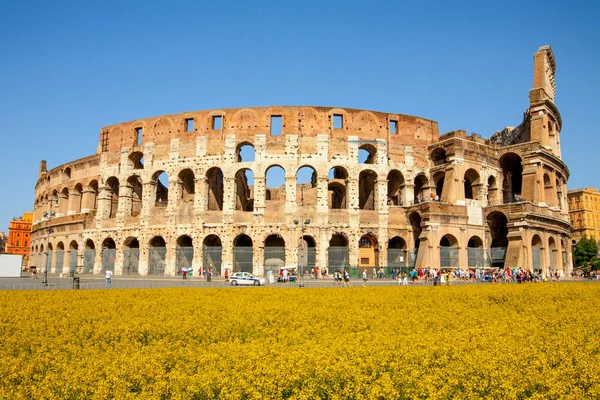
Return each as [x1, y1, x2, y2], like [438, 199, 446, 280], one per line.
[1, 0, 599, 232]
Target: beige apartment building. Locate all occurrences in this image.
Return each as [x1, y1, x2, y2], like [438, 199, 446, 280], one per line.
[568, 188, 600, 243]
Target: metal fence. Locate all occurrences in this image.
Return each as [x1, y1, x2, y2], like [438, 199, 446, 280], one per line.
[102, 249, 116, 272]
[440, 247, 458, 268]
[68, 251, 77, 273]
[328, 246, 349, 268]
[467, 248, 485, 268]
[55, 251, 64, 273]
[549, 250, 555, 271]
[83, 249, 96, 274]
[408, 249, 418, 268]
[203, 246, 222, 275]
[148, 247, 166, 275]
[233, 247, 253, 273]
[46, 252, 52, 272]
[123, 248, 140, 275]
[387, 249, 406, 268]
[176, 247, 195, 274]
[264, 247, 285, 274]
[488, 247, 507, 266]
[532, 247, 542, 270]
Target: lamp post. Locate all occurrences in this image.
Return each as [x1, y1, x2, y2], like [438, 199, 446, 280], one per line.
[42, 199, 57, 286]
[294, 187, 310, 287]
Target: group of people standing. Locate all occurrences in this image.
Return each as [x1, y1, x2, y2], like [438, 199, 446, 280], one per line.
[180, 266, 212, 281]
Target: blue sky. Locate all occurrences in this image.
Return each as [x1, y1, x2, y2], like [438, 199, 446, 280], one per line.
[1, 0, 599, 232]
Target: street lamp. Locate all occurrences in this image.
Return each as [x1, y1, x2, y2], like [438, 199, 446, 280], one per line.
[42, 199, 57, 286]
[294, 187, 310, 287]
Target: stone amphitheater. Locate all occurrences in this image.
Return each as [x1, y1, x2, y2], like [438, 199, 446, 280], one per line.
[30, 46, 573, 277]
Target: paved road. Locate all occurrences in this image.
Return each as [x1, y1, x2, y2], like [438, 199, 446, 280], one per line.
[0, 272, 418, 291]
[0, 272, 590, 291]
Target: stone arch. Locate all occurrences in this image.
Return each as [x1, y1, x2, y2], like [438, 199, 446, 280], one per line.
[413, 174, 429, 203]
[63, 167, 72, 180]
[206, 167, 224, 211]
[532, 234, 544, 271]
[202, 234, 222, 275]
[548, 236, 558, 272]
[298, 235, 317, 270]
[235, 168, 254, 211]
[123, 237, 140, 275]
[467, 235, 484, 268]
[59, 187, 69, 215]
[296, 165, 317, 205]
[83, 239, 96, 274]
[487, 211, 508, 268]
[464, 169, 480, 200]
[432, 171, 445, 200]
[127, 175, 143, 217]
[178, 169, 195, 202]
[487, 175, 498, 205]
[236, 142, 255, 162]
[430, 147, 446, 166]
[328, 233, 349, 269]
[233, 234, 253, 273]
[500, 153, 523, 203]
[129, 151, 144, 170]
[440, 234, 459, 268]
[388, 236, 407, 268]
[88, 180, 99, 211]
[67, 240, 79, 273]
[387, 170, 405, 206]
[265, 165, 286, 202]
[358, 143, 377, 164]
[174, 235, 194, 275]
[264, 234, 285, 272]
[359, 169, 377, 210]
[74, 183, 83, 213]
[328, 166, 348, 209]
[152, 171, 169, 207]
[148, 236, 167, 275]
[543, 173, 554, 206]
[358, 234, 379, 268]
[105, 177, 119, 218]
[101, 237, 116, 272]
[409, 211, 422, 249]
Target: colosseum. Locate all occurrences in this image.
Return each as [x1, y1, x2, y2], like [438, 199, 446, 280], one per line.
[30, 46, 573, 277]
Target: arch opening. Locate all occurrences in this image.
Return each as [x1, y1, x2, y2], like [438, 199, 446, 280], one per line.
[500, 153, 523, 203]
[359, 170, 377, 210]
[387, 170, 405, 206]
[328, 167, 348, 209]
[233, 234, 253, 273]
[235, 169, 254, 211]
[148, 236, 167, 275]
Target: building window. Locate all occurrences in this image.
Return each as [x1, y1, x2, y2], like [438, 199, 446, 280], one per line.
[212, 116, 222, 130]
[390, 120, 398, 135]
[270, 116, 282, 136]
[135, 127, 143, 146]
[333, 114, 343, 129]
[185, 118, 194, 132]
[101, 130, 109, 152]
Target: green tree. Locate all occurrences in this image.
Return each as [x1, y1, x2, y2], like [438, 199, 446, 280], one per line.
[573, 236, 598, 268]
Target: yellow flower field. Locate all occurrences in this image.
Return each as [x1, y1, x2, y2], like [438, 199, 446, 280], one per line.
[0, 283, 599, 399]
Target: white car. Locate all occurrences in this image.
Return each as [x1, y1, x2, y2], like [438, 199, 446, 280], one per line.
[230, 272, 266, 286]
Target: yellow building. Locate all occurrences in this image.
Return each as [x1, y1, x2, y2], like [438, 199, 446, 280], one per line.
[567, 188, 600, 242]
[5, 212, 33, 258]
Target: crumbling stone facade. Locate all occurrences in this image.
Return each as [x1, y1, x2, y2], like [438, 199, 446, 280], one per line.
[30, 46, 572, 276]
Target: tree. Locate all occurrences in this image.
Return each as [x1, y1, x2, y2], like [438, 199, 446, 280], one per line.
[573, 236, 598, 268]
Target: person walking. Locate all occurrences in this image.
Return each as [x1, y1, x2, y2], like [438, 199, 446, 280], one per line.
[182, 266, 188, 280]
[105, 268, 112, 288]
[362, 269, 368, 287]
[343, 268, 351, 287]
